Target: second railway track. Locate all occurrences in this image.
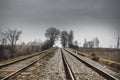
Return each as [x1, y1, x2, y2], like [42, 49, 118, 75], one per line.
[61, 48, 107, 80]
[0, 48, 56, 80]
[63, 48, 118, 80]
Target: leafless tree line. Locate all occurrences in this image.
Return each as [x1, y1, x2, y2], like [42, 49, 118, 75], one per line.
[0, 27, 63, 60]
[83, 37, 100, 48]
[42, 27, 78, 48]
[0, 27, 119, 62]
[0, 28, 43, 60]
[0, 29, 22, 59]
[61, 30, 78, 48]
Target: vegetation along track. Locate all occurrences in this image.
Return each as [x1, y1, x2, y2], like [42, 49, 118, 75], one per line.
[0, 48, 55, 80]
[64, 48, 118, 80]
[0, 49, 49, 68]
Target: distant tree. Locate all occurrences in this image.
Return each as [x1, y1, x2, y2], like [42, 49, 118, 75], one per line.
[61, 31, 69, 47]
[5, 29, 22, 57]
[27, 39, 42, 52]
[93, 37, 100, 48]
[41, 40, 51, 50]
[83, 38, 88, 47]
[69, 40, 79, 49]
[117, 35, 120, 49]
[45, 27, 60, 47]
[5, 29, 22, 46]
[0, 29, 8, 60]
[88, 41, 94, 48]
[79, 42, 81, 47]
[0, 32, 7, 45]
[68, 30, 74, 46]
[73, 40, 78, 47]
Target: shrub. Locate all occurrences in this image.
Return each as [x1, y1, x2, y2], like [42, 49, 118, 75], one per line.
[91, 53, 99, 62]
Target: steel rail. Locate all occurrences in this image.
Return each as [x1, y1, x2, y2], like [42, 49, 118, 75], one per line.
[60, 49, 76, 80]
[64, 48, 118, 80]
[1, 52, 50, 80]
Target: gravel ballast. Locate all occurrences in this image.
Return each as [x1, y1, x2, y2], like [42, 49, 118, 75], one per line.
[62, 49, 107, 80]
[12, 49, 66, 80]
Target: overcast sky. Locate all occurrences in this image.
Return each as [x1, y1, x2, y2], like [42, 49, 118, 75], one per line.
[0, 0, 120, 48]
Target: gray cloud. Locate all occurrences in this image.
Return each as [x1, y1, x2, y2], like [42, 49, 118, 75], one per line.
[0, 0, 120, 26]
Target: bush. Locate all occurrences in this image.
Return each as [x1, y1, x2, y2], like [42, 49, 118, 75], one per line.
[91, 53, 99, 62]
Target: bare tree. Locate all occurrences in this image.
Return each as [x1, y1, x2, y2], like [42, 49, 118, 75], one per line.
[88, 41, 94, 48]
[6, 29, 22, 46]
[0, 27, 8, 60]
[0, 31, 6, 60]
[30, 39, 42, 52]
[0, 32, 7, 45]
[61, 31, 69, 47]
[68, 30, 74, 46]
[45, 27, 60, 47]
[83, 38, 88, 47]
[5, 29, 22, 57]
[117, 35, 120, 49]
[41, 40, 51, 50]
[73, 40, 78, 47]
[0, 27, 7, 45]
[93, 37, 100, 48]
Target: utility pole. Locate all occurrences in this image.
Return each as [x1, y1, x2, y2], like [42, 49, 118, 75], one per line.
[115, 35, 120, 65]
[117, 35, 120, 49]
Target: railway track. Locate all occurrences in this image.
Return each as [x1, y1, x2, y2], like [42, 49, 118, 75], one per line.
[0, 48, 54, 80]
[63, 48, 118, 80]
[60, 49, 76, 80]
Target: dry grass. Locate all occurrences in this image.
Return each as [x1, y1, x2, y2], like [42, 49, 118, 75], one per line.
[0, 52, 39, 65]
[99, 58, 120, 65]
[99, 58, 120, 72]
[69, 48, 120, 73]
[0, 47, 58, 65]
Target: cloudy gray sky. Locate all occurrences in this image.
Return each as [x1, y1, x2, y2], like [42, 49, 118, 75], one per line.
[0, 0, 120, 48]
